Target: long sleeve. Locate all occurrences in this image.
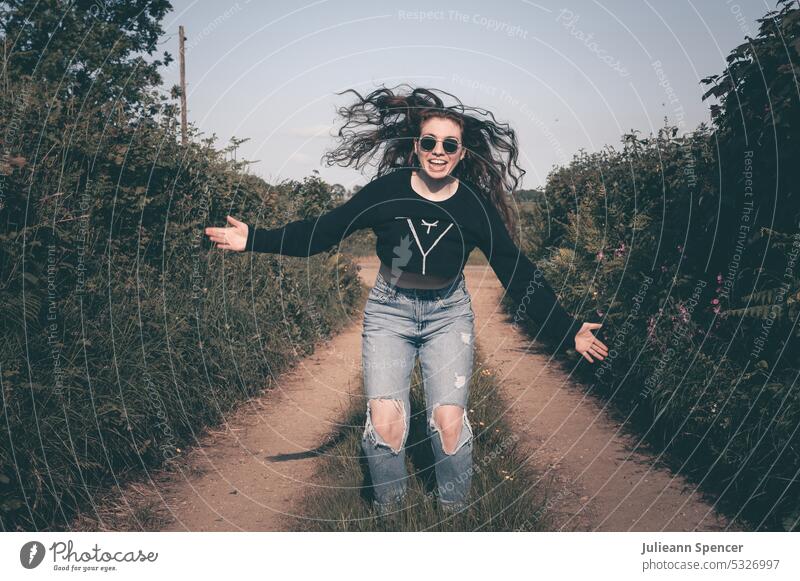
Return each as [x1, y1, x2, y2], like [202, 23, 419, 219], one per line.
[477, 197, 582, 346]
[245, 175, 385, 256]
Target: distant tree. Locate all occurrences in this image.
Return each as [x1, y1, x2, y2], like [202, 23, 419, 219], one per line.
[514, 188, 544, 203]
[0, 0, 173, 112]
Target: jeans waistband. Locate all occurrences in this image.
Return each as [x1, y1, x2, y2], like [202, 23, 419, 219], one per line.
[375, 269, 465, 301]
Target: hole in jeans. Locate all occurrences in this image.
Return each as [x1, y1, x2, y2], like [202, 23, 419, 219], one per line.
[430, 404, 472, 456]
[365, 398, 406, 454]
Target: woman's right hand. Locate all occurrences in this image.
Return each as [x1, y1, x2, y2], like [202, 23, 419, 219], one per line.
[204, 215, 249, 252]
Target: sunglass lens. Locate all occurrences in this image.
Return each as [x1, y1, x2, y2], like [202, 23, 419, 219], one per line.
[443, 138, 459, 153]
[419, 136, 436, 151]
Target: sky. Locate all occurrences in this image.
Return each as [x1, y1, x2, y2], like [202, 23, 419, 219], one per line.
[155, 0, 769, 191]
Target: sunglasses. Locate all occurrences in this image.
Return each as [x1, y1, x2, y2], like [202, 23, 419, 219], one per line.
[417, 135, 462, 154]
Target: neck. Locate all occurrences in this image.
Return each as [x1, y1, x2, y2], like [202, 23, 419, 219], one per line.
[414, 168, 457, 194]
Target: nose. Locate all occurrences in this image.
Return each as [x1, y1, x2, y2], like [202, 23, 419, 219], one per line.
[431, 143, 447, 155]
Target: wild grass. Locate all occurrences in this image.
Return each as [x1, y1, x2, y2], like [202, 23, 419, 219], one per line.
[288, 344, 569, 532]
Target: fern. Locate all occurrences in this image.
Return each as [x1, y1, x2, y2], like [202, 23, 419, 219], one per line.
[724, 279, 800, 335]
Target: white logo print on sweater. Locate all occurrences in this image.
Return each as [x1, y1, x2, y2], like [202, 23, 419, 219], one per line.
[394, 217, 453, 275]
[420, 219, 439, 234]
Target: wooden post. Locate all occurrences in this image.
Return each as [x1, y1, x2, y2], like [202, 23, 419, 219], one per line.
[179, 25, 188, 145]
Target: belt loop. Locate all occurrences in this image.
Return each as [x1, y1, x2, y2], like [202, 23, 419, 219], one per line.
[386, 277, 397, 301]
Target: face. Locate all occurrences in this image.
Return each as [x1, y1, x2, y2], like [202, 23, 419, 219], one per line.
[414, 117, 466, 178]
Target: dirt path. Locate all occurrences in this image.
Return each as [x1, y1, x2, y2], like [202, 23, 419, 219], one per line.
[154, 312, 365, 531]
[350, 258, 736, 531]
[454, 259, 738, 532]
[124, 256, 737, 531]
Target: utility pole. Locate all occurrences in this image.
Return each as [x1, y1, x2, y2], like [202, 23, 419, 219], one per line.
[179, 25, 188, 146]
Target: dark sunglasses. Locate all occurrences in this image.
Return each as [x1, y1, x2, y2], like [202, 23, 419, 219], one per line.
[417, 135, 462, 154]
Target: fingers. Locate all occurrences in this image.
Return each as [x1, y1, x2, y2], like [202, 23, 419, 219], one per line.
[589, 345, 606, 359]
[226, 215, 243, 227]
[205, 226, 234, 245]
[592, 340, 609, 356]
[205, 224, 238, 236]
[581, 324, 609, 353]
[206, 232, 227, 244]
[578, 340, 608, 363]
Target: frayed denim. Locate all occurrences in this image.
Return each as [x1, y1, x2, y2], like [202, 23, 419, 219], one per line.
[361, 269, 475, 510]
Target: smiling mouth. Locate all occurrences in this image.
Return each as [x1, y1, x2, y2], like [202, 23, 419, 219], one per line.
[428, 159, 447, 166]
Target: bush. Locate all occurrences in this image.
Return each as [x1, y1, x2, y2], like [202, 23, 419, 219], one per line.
[0, 65, 364, 530]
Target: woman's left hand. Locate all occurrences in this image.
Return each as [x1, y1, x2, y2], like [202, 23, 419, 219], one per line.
[574, 323, 608, 363]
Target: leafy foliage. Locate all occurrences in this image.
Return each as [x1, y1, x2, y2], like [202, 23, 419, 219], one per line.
[0, 1, 363, 531]
[518, 0, 800, 531]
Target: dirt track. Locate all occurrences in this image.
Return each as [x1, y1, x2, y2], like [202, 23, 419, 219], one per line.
[140, 256, 738, 531]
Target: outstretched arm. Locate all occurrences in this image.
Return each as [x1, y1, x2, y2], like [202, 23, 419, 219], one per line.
[477, 198, 607, 361]
[205, 174, 386, 256]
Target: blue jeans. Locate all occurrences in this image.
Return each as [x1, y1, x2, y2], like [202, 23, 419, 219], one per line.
[361, 268, 475, 514]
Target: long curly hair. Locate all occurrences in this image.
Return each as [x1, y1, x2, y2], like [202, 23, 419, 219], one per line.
[321, 84, 528, 242]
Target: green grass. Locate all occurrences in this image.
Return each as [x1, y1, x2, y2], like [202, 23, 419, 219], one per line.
[0, 252, 365, 532]
[286, 343, 569, 532]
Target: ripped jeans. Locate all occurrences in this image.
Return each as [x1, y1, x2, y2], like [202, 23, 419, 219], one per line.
[361, 268, 475, 513]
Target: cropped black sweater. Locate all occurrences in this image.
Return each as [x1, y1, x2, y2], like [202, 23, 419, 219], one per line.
[245, 167, 582, 344]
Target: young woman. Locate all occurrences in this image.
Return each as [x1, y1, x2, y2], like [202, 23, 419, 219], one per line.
[204, 85, 608, 516]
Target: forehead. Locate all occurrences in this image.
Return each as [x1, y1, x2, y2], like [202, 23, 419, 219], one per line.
[420, 117, 462, 137]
